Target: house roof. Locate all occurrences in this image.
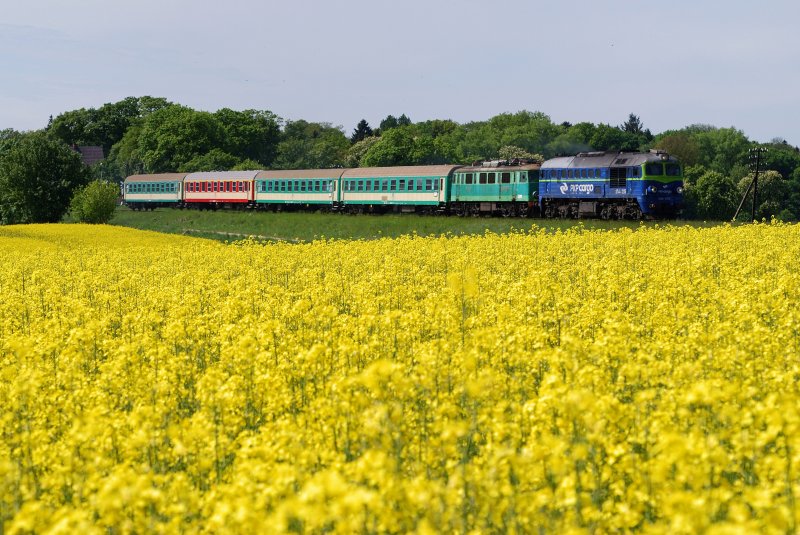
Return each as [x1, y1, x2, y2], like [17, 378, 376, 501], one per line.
[74, 145, 105, 166]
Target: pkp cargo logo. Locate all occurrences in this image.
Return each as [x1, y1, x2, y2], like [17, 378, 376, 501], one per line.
[559, 183, 594, 195]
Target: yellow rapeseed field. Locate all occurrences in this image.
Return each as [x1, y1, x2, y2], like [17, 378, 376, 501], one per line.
[1, 222, 799, 534]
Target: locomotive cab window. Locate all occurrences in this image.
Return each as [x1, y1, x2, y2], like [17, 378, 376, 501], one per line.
[520, 172, 527, 183]
[501, 172, 511, 184]
[465, 173, 474, 184]
[645, 163, 664, 176]
[666, 164, 681, 176]
[488, 173, 496, 184]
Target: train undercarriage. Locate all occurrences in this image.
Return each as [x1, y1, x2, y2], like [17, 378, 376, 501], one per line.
[449, 201, 537, 218]
[127, 198, 683, 220]
[541, 199, 645, 220]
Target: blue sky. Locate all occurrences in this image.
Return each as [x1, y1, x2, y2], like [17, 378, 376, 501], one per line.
[2, 0, 799, 144]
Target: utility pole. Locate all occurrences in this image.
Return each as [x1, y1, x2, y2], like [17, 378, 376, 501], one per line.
[732, 147, 768, 222]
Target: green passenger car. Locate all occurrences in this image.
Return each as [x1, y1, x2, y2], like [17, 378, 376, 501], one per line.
[339, 165, 461, 214]
[450, 160, 540, 217]
[254, 169, 346, 210]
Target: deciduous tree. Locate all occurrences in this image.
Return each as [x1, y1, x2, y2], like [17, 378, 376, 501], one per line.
[0, 131, 89, 224]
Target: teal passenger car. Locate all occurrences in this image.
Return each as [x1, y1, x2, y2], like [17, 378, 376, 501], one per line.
[339, 165, 461, 213]
[450, 160, 540, 216]
[255, 169, 344, 210]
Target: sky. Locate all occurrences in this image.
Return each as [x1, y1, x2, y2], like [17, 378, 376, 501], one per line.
[2, 0, 799, 144]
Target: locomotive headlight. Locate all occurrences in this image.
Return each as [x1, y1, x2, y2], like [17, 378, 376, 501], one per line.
[648, 185, 658, 193]
[676, 186, 684, 194]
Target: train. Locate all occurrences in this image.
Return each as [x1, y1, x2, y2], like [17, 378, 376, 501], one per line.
[122, 150, 684, 219]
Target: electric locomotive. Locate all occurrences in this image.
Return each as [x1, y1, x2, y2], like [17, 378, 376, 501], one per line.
[450, 159, 540, 217]
[539, 150, 683, 219]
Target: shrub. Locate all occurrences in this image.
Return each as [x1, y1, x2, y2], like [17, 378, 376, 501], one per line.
[70, 180, 120, 223]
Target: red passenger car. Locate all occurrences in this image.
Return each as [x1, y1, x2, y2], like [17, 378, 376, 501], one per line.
[183, 171, 258, 208]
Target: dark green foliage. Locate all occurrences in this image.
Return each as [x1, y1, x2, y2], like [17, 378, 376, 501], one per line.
[785, 168, 800, 220]
[273, 121, 349, 169]
[760, 141, 800, 179]
[138, 106, 226, 172]
[379, 115, 399, 132]
[0, 131, 89, 224]
[0, 129, 21, 154]
[689, 170, 740, 221]
[70, 180, 119, 224]
[214, 108, 281, 166]
[350, 119, 373, 144]
[179, 149, 242, 172]
[360, 127, 440, 166]
[360, 128, 414, 166]
[48, 96, 172, 155]
[735, 171, 790, 221]
[620, 113, 644, 135]
[589, 124, 641, 152]
[693, 127, 750, 175]
[106, 123, 145, 179]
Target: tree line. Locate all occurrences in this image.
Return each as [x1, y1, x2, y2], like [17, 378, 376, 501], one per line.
[1, 96, 799, 224]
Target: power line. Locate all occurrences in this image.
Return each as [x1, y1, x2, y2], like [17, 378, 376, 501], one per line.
[732, 147, 768, 222]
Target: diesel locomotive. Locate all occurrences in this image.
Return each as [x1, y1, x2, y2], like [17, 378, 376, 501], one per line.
[123, 150, 683, 219]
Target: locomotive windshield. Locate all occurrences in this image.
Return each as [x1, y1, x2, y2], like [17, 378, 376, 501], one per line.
[665, 164, 681, 176]
[645, 163, 663, 176]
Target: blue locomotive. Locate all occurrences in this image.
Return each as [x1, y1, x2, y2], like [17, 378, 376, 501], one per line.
[539, 150, 683, 219]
